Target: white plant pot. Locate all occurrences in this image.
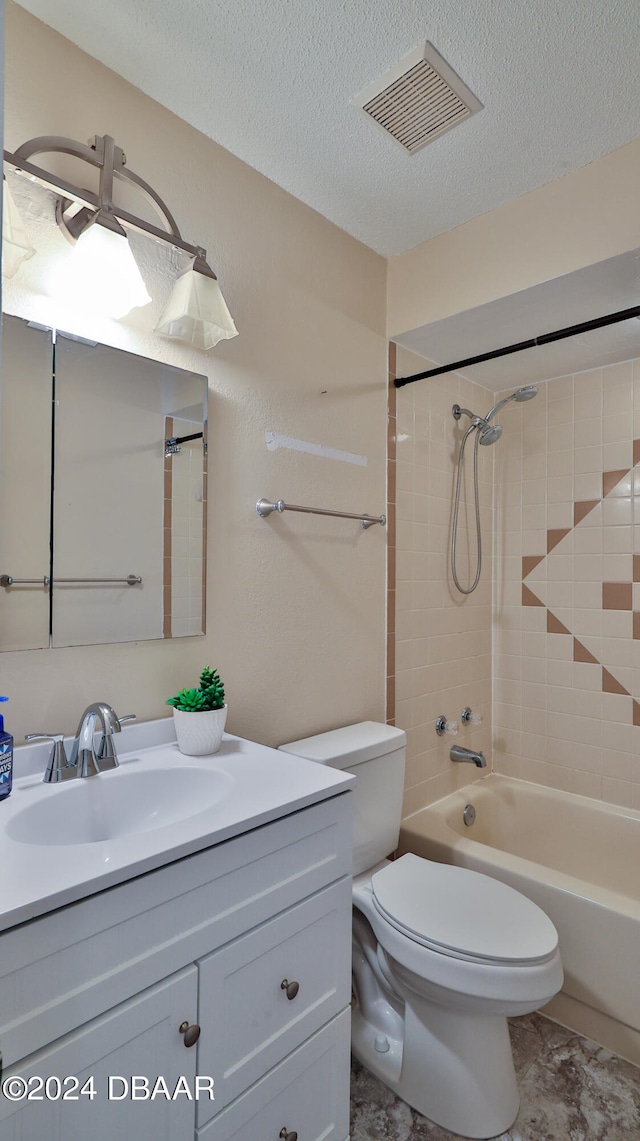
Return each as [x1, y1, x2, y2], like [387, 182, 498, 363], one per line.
[172, 705, 228, 756]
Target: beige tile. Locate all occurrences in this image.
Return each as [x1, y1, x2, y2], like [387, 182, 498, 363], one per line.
[604, 439, 633, 469]
[572, 770, 602, 799]
[573, 526, 602, 554]
[574, 418, 602, 448]
[601, 777, 635, 809]
[603, 497, 633, 527]
[547, 448, 573, 477]
[574, 445, 603, 474]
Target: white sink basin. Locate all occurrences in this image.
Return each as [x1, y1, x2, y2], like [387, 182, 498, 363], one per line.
[7, 765, 234, 846]
[0, 723, 354, 934]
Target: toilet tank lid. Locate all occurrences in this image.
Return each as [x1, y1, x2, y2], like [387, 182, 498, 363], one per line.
[278, 721, 406, 769]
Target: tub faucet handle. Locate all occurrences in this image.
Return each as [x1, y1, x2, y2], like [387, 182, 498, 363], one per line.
[435, 715, 458, 737]
[461, 707, 483, 726]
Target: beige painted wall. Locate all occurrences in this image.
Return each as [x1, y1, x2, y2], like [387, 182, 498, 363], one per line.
[2, 2, 388, 744]
[388, 140, 640, 338]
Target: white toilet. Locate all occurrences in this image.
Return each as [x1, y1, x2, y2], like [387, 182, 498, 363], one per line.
[279, 721, 563, 1140]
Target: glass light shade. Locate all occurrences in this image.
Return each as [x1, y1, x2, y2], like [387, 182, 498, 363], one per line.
[52, 222, 151, 320]
[2, 181, 36, 278]
[155, 267, 238, 349]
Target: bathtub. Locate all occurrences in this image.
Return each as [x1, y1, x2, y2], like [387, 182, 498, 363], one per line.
[398, 773, 640, 1065]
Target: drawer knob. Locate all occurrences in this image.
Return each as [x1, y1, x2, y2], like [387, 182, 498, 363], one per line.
[280, 978, 299, 1001]
[178, 1021, 201, 1048]
[279, 1130, 298, 1141]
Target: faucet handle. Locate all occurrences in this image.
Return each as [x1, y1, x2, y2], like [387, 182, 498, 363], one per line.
[95, 712, 135, 768]
[26, 733, 75, 783]
[461, 707, 483, 726]
[435, 715, 459, 737]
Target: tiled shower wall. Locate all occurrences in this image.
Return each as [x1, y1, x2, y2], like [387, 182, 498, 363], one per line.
[392, 346, 493, 816]
[494, 357, 640, 810]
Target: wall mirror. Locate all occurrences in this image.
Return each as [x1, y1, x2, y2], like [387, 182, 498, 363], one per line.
[0, 315, 208, 650]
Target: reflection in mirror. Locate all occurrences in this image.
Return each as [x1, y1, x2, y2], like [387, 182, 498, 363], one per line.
[0, 317, 208, 650]
[0, 316, 53, 651]
[52, 335, 208, 647]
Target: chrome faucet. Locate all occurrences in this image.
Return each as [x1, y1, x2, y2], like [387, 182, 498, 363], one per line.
[25, 733, 75, 782]
[69, 702, 135, 777]
[450, 744, 487, 769]
[28, 703, 135, 782]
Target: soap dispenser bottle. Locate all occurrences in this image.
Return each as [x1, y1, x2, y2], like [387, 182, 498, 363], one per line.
[0, 696, 13, 801]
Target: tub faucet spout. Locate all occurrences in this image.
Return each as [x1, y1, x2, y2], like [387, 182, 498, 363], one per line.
[450, 745, 487, 768]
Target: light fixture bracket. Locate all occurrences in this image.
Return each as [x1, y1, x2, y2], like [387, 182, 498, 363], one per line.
[4, 133, 217, 278]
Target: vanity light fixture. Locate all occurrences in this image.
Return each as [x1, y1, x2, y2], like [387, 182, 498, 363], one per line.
[52, 212, 152, 321]
[3, 134, 238, 346]
[155, 255, 238, 351]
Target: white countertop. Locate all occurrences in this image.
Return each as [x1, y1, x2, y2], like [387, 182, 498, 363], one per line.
[0, 718, 354, 933]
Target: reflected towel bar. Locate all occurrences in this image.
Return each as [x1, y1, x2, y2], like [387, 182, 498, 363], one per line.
[256, 498, 386, 530]
[0, 574, 142, 587]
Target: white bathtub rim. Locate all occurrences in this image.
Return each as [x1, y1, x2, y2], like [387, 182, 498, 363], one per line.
[401, 772, 640, 922]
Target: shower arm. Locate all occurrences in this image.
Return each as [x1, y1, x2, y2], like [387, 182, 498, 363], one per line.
[452, 404, 489, 427]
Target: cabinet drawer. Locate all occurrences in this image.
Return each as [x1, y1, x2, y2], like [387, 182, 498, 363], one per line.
[0, 793, 351, 1069]
[197, 1008, 351, 1141]
[197, 877, 352, 1121]
[0, 968, 198, 1141]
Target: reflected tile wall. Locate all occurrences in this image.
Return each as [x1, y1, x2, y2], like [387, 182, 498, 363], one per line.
[169, 418, 205, 638]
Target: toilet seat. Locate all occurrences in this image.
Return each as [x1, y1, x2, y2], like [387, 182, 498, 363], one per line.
[372, 854, 558, 966]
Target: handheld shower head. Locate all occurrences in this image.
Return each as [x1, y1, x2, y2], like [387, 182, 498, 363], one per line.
[485, 385, 538, 421]
[513, 385, 538, 402]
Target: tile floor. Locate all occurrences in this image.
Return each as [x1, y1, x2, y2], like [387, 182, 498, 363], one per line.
[350, 1013, 640, 1140]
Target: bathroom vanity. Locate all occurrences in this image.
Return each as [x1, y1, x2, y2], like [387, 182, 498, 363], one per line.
[0, 722, 354, 1140]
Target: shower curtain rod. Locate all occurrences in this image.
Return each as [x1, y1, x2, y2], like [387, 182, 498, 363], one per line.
[394, 304, 640, 388]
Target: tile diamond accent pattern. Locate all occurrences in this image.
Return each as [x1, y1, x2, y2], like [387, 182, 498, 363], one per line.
[602, 470, 630, 498]
[547, 611, 571, 636]
[522, 441, 640, 719]
[602, 668, 630, 696]
[547, 528, 571, 553]
[574, 638, 599, 665]
[573, 500, 599, 526]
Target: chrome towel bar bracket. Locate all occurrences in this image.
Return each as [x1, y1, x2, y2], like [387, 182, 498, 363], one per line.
[256, 498, 386, 530]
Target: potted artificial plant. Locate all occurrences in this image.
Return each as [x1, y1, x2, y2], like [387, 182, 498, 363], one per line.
[167, 666, 227, 756]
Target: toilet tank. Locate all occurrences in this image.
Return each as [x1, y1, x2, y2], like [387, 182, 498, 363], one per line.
[279, 722, 406, 875]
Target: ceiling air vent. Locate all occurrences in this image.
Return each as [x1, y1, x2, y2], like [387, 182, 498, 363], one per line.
[353, 42, 482, 155]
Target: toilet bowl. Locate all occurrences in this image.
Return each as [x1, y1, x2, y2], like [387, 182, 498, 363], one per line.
[279, 722, 563, 1140]
[351, 855, 562, 1138]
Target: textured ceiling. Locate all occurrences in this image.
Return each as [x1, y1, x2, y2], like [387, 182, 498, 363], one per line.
[13, 0, 640, 256]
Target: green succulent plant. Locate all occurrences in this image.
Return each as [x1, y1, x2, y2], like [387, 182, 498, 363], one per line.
[167, 667, 225, 712]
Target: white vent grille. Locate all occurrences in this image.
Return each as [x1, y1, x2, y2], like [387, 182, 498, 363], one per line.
[353, 43, 482, 155]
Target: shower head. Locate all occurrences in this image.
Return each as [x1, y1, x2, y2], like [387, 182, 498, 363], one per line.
[485, 385, 538, 422]
[513, 385, 538, 402]
[479, 423, 502, 446]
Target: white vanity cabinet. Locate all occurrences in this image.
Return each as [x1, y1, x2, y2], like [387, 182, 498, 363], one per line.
[0, 790, 353, 1141]
[0, 969, 199, 1141]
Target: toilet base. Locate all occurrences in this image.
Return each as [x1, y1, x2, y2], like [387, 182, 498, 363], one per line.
[352, 987, 520, 1140]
